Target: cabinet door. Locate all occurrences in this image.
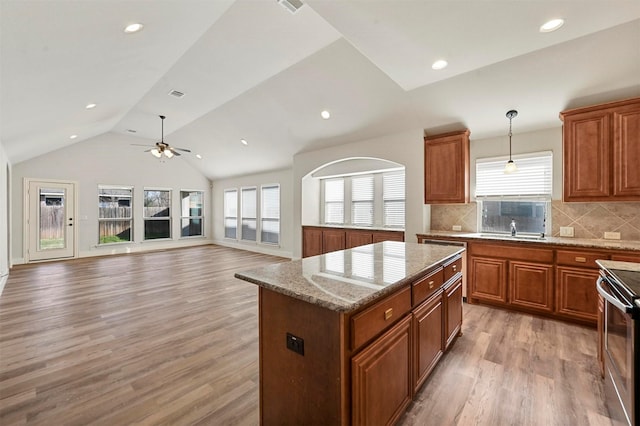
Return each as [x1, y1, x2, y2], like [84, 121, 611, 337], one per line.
[302, 227, 323, 258]
[563, 110, 611, 201]
[555, 266, 599, 323]
[372, 230, 404, 243]
[346, 230, 373, 249]
[352, 315, 412, 426]
[444, 277, 463, 350]
[509, 261, 554, 313]
[424, 130, 469, 204]
[613, 104, 640, 199]
[469, 256, 508, 304]
[323, 229, 345, 254]
[412, 291, 443, 393]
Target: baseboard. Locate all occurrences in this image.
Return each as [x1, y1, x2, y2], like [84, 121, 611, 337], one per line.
[79, 238, 214, 258]
[213, 239, 292, 259]
[0, 273, 8, 297]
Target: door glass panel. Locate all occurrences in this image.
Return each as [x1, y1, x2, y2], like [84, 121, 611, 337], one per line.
[39, 187, 65, 250]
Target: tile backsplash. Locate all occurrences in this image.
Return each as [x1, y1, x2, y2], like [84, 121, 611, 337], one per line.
[430, 201, 640, 241]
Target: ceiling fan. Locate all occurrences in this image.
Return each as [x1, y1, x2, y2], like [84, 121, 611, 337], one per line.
[135, 115, 191, 158]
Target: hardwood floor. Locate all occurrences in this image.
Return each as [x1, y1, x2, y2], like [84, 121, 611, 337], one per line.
[0, 245, 612, 425]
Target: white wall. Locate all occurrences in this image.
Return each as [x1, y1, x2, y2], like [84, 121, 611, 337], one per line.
[212, 168, 293, 259]
[11, 132, 212, 263]
[469, 126, 563, 200]
[293, 128, 426, 259]
[0, 139, 10, 291]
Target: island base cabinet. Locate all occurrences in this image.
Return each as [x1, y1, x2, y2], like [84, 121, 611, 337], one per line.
[412, 290, 444, 393]
[352, 315, 412, 426]
[444, 277, 463, 350]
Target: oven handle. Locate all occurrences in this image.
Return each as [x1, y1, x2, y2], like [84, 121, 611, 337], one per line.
[596, 276, 633, 312]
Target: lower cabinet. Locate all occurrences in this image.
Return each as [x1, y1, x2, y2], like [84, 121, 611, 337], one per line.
[323, 229, 346, 253]
[555, 266, 599, 323]
[509, 261, 554, 313]
[469, 256, 508, 303]
[444, 277, 464, 349]
[302, 226, 405, 257]
[302, 227, 323, 258]
[352, 315, 412, 426]
[412, 290, 444, 393]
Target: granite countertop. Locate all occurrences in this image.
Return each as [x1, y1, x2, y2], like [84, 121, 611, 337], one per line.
[417, 231, 640, 252]
[234, 241, 464, 313]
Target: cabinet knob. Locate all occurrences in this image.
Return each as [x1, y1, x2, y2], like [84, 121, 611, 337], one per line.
[452, 265, 457, 271]
[428, 280, 435, 289]
[384, 308, 393, 320]
[575, 256, 586, 263]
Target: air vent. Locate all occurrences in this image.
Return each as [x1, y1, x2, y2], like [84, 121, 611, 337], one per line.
[277, 0, 304, 14]
[168, 89, 185, 98]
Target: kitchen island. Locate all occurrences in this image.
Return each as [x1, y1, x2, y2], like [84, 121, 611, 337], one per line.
[235, 241, 464, 426]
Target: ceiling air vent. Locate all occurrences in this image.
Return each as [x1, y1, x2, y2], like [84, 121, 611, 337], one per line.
[277, 0, 304, 14]
[168, 89, 185, 98]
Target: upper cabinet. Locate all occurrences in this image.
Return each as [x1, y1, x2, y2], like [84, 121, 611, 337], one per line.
[424, 130, 470, 204]
[560, 97, 640, 202]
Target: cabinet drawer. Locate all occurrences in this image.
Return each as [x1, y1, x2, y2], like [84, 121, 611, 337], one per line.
[611, 252, 640, 263]
[556, 250, 610, 269]
[444, 256, 462, 282]
[412, 268, 444, 306]
[469, 243, 553, 263]
[351, 286, 411, 351]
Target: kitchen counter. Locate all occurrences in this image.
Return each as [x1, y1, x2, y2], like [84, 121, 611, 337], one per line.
[235, 240, 464, 312]
[418, 231, 640, 252]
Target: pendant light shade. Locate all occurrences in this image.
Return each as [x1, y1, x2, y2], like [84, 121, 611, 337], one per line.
[504, 109, 518, 174]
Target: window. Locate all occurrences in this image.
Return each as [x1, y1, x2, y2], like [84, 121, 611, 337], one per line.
[351, 175, 374, 226]
[98, 186, 132, 244]
[241, 187, 257, 241]
[321, 170, 405, 228]
[144, 189, 171, 240]
[224, 189, 238, 239]
[180, 190, 203, 237]
[383, 172, 405, 228]
[261, 185, 280, 244]
[324, 178, 344, 224]
[476, 151, 552, 235]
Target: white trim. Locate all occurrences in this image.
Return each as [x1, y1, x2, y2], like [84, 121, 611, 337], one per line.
[0, 273, 8, 297]
[213, 238, 292, 259]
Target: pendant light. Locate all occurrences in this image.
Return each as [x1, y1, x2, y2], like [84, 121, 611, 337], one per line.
[504, 109, 518, 174]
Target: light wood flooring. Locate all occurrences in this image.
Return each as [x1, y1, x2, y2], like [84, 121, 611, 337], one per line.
[0, 245, 613, 425]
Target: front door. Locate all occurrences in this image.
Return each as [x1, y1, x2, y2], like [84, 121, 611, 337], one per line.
[26, 180, 76, 262]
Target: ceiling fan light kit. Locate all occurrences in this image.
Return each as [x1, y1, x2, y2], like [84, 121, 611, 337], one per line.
[142, 115, 191, 159]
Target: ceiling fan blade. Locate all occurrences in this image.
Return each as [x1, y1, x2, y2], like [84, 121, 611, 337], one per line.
[131, 143, 154, 147]
[173, 147, 191, 152]
[143, 148, 153, 152]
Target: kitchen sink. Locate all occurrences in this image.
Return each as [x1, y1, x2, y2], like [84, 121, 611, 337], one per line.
[474, 233, 546, 241]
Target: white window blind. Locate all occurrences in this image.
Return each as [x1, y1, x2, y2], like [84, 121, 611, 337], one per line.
[241, 187, 257, 241]
[351, 175, 374, 226]
[324, 179, 344, 224]
[224, 189, 237, 239]
[261, 185, 280, 244]
[476, 151, 553, 197]
[383, 172, 405, 227]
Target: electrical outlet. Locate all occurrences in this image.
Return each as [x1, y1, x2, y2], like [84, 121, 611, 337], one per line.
[604, 231, 621, 240]
[286, 333, 304, 356]
[559, 226, 574, 237]
[452, 225, 462, 231]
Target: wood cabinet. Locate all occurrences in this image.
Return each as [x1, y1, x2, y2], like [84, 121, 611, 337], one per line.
[412, 290, 444, 393]
[560, 97, 640, 202]
[444, 277, 463, 350]
[469, 256, 508, 304]
[302, 226, 404, 257]
[424, 130, 470, 204]
[509, 261, 554, 313]
[352, 315, 412, 426]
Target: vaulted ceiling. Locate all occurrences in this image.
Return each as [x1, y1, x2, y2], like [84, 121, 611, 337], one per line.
[2, 0, 639, 179]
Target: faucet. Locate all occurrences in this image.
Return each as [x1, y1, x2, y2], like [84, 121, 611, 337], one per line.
[510, 219, 517, 237]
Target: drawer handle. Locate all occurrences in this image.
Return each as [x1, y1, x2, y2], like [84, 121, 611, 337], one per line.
[428, 280, 435, 289]
[384, 308, 393, 320]
[452, 265, 457, 271]
[575, 256, 587, 263]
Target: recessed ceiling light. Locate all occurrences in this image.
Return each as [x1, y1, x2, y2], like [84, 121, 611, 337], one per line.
[431, 59, 448, 70]
[196, 154, 202, 159]
[85, 103, 96, 109]
[540, 18, 564, 33]
[321, 110, 331, 119]
[69, 134, 78, 139]
[241, 139, 248, 146]
[124, 23, 144, 34]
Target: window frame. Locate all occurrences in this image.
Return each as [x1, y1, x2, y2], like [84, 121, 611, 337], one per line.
[143, 188, 172, 241]
[260, 184, 280, 246]
[240, 186, 258, 242]
[180, 189, 204, 238]
[98, 185, 134, 245]
[323, 178, 345, 225]
[224, 188, 238, 240]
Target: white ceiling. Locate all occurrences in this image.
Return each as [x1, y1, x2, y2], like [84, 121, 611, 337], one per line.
[2, 0, 640, 180]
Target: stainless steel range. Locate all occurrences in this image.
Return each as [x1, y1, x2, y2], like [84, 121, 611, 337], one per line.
[596, 260, 640, 426]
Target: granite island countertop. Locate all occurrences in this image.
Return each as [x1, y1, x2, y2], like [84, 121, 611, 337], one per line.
[417, 231, 640, 252]
[234, 241, 464, 313]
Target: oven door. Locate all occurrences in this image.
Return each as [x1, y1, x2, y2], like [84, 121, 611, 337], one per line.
[597, 276, 636, 426]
